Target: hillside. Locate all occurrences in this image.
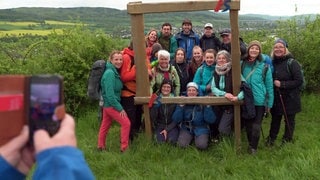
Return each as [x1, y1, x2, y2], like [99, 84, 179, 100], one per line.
[0, 7, 313, 37]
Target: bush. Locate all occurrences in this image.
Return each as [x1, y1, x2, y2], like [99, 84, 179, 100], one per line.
[0, 26, 127, 115]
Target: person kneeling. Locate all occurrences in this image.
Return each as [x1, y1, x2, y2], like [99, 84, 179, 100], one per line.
[164, 82, 216, 150]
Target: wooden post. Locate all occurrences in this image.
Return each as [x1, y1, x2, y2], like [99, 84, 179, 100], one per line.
[129, 2, 152, 139]
[229, 6, 242, 152]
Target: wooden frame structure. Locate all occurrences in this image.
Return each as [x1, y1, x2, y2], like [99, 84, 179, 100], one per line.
[127, 0, 242, 151]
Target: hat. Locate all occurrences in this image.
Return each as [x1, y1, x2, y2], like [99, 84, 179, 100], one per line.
[160, 79, 173, 90]
[186, 82, 198, 90]
[204, 23, 213, 29]
[182, 19, 192, 26]
[248, 40, 262, 52]
[220, 28, 231, 36]
[274, 38, 288, 48]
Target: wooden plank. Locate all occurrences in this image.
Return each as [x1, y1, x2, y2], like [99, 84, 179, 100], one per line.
[127, 0, 240, 14]
[229, 9, 242, 152]
[135, 96, 242, 105]
[130, 14, 152, 139]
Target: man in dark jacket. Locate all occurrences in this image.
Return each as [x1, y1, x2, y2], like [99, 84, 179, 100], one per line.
[200, 23, 221, 53]
[220, 28, 247, 59]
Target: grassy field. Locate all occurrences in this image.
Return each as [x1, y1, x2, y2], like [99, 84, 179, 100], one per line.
[0, 20, 81, 36]
[76, 94, 320, 179]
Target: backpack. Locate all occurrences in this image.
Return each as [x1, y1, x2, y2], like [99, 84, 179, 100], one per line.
[287, 58, 306, 91]
[240, 81, 256, 119]
[87, 60, 106, 100]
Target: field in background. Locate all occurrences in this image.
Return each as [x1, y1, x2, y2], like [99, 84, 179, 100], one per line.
[0, 20, 82, 36]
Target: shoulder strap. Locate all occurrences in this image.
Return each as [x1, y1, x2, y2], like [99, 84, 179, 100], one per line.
[286, 58, 294, 75]
[262, 63, 269, 82]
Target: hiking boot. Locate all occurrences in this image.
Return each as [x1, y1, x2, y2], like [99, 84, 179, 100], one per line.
[265, 136, 275, 147]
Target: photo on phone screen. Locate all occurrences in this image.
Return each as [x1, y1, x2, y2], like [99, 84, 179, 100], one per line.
[29, 75, 63, 144]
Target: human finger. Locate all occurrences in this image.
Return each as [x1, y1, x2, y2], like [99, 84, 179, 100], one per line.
[1, 126, 29, 152]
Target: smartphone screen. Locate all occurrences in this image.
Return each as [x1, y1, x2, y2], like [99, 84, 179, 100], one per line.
[29, 75, 63, 144]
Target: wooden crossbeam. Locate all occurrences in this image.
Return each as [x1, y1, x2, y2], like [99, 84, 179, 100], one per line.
[127, 0, 240, 14]
[135, 96, 242, 105]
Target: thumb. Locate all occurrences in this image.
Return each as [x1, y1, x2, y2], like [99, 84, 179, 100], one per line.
[33, 129, 51, 153]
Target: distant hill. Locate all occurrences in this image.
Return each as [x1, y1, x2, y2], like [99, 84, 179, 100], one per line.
[0, 7, 314, 37]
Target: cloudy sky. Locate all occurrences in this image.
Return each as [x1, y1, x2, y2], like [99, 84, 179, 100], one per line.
[0, 0, 319, 16]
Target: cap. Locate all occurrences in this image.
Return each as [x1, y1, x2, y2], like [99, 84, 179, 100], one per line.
[204, 23, 213, 29]
[182, 19, 192, 26]
[220, 28, 231, 36]
[186, 82, 198, 90]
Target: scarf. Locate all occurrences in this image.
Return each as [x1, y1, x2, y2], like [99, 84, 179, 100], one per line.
[215, 62, 231, 75]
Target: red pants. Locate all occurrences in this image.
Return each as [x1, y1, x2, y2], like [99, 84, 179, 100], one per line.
[98, 107, 131, 151]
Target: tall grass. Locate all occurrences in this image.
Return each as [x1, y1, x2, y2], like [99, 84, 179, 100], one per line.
[76, 94, 320, 179]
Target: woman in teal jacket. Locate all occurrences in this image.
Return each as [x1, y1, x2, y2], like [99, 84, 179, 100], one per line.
[241, 40, 274, 154]
[193, 49, 216, 96]
[98, 51, 131, 152]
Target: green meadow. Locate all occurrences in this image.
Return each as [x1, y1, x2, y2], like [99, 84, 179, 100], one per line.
[76, 94, 320, 179]
[0, 20, 82, 36]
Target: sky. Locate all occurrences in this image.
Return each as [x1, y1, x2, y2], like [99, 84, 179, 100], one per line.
[0, 0, 319, 16]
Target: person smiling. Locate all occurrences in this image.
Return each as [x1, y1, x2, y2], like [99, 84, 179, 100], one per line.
[150, 79, 178, 144]
[241, 40, 274, 154]
[98, 51, 131, 152]
[265, 38, 303, 146]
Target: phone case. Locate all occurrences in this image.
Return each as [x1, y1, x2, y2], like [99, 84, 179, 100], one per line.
[0, 75, 28, 146]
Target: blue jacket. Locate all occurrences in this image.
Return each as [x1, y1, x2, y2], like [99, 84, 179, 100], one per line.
[0, 146, 94, 180]
[175, 30, 200, 62]
[193, 63, 215, 96]
[171, 105, 216, 136]
[241, 60, 274, 108]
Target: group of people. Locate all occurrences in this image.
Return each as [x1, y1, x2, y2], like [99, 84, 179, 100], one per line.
[97, 19, 303, 155]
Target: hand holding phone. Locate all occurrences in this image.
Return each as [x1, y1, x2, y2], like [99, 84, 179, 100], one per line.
[28, 75, 64, 144]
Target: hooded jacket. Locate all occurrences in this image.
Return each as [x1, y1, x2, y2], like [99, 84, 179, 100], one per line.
[175, 30, 200, 62]
[101, 61, 123, 111]
[200, 33, 221, 52]
[157, 32, 178, 60]
[241, 59, 274, 108]
[192, 63, 215, 96]
[169, 104, 216, 136]
[271, 54, 302, 115]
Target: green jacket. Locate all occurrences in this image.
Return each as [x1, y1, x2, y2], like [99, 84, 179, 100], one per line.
[157, 32, 178, 61]
[101, 61, 123, 111]
[150, 65, 180, 96]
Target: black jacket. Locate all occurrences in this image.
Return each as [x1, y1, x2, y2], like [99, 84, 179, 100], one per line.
[271, 54, 303, 115]
[150, 100, 176, 129]
[172, 62, 191, 96]
[221, 37, 247, 59]
[200, 34, 221, 52]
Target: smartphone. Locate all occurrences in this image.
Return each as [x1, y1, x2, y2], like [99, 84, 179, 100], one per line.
[28, 75, 63, 144]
